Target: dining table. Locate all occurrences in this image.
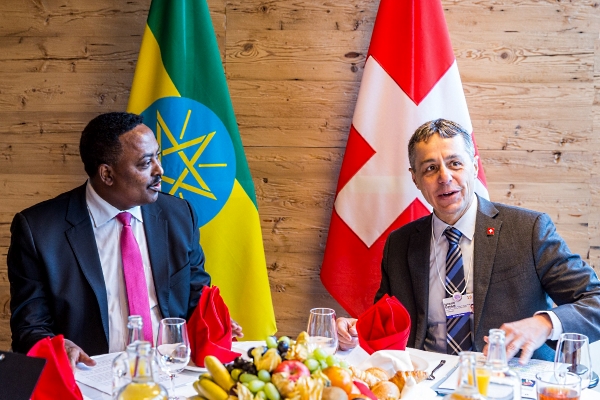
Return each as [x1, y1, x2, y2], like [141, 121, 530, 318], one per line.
[75, 341, 600, 400]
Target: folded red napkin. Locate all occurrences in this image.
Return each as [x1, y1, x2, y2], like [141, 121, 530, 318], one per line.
[26, 335, 83, 400]
[356, 294, 411, 355]
[189, 286, 241, 367]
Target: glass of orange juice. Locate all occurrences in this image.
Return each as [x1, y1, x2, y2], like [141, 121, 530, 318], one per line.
[475, 365, 491, 396]
[461, 352, 491, 396]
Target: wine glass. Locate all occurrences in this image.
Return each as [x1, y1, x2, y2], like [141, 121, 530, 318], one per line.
[306, 308, 338, 356]
[156, 318, 191, 400]
[554, 333, 592, 389]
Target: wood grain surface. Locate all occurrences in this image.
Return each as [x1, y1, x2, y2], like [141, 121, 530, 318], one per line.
[0, 0, 598, 348]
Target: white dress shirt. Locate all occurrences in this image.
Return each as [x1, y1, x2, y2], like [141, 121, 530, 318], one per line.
[86, 181, 162, 352]
[425, 196, 562, 353]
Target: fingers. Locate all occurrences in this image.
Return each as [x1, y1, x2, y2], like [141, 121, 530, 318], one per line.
[496, 315, 552, 363]
[64, 338, 96, 372]
[505, 337, 523, 360]
[501, 322, 523, 359]
[336, 318, 358, 340]
[348, 321, 358, 336]
[337, 318, 358, 350]
[338, 333, 358, 351]
[231, 318, 244, 338]
[336, 318, 351, 340]
[64, 339, 82, 372]
[338, 339, 358, 351]
[518, 342, 536, 365]
[65, 347, 78, 372]
[78, 349, 97, 367]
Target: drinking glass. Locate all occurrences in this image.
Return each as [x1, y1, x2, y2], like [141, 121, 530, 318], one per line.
[536, 371, 581, 400]
[156, 318, 191, 400]
[554, 333, 592, 389]
[474, 354, 491, 397]
[306, 308, 338, 355]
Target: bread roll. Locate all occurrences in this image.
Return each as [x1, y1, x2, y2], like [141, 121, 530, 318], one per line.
[349, 366, 383, 388]
[364, 367, 390, 381]
[370, 381, 400, 400]
[389, 371, 429, 392]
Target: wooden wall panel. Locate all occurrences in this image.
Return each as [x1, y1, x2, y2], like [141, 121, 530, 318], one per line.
[0, 0, 598, 350]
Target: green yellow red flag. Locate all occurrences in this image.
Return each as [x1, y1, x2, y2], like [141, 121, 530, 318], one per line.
[127, 0, 276, 339]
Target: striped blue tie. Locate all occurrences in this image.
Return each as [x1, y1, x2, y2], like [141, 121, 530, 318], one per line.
[444, 227, 473, 355]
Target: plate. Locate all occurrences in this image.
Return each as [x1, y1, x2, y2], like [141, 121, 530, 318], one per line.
[184, 342, 258, 372]
[185, 360, 207, 373]
[410, 354, 429, 371]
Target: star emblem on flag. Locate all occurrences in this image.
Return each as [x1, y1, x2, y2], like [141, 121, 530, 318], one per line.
[157, 109, 226, 200]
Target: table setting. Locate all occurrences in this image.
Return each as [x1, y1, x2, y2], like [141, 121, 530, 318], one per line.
[67, 292, 600, 400]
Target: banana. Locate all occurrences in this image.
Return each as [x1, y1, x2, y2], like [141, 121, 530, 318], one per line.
[204, 355, 236, 391]
[200, 372, 213, 381]
[193, 380, 210, 397]
[195, 377, 229, 400]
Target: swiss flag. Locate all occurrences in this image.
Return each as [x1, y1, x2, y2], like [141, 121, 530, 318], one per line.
[321, 0, 489, 317]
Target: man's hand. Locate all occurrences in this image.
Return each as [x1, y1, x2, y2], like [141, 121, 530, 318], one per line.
[483, 314, 552, 365]
[64, 338, 96, 372]
[231, 318, 244, 338]
[337, 317, 358, 350]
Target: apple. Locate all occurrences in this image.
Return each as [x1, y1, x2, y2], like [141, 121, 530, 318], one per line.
[273, 360, 311, 382]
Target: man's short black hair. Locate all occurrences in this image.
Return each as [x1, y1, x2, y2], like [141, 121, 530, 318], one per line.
[408, 119, 475, 171]
[79, 112, 144, 177]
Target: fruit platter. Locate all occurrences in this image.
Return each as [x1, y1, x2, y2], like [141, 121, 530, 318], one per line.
[193, 332, 431, 400]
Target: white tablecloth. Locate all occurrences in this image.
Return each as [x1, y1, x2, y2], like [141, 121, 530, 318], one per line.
[77, 343, 600, 399]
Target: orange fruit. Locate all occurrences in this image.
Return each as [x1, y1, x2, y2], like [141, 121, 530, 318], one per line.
[323, 367, 353, 395]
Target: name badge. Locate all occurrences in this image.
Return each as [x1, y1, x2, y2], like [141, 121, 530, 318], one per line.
[443, 293, 474, 318]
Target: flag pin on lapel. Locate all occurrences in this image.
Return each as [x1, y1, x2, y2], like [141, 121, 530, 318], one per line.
[487, 227, 495, 236]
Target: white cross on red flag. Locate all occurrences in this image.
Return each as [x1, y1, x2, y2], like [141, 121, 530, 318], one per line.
[321, 0, 489, 317]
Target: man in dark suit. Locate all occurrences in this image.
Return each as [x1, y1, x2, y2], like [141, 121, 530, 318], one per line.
[8, 112, 241, 368]
[337, 119, 600, 362]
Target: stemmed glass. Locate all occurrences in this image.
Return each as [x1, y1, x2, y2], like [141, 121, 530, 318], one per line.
[554, 333, 592, 389]
[306, 308, 338, 355]
[156, 318, 191, 400]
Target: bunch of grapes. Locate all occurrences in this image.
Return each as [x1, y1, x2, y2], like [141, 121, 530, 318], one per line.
[303, 348, 349, 373]
[226, 356, 258, 376]
[221, 336, 294, 400]
[266, 335, 290, 358]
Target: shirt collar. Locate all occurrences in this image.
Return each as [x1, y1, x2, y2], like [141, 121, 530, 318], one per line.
[85, 180, 143, 228]
[432, 195, 478, 242]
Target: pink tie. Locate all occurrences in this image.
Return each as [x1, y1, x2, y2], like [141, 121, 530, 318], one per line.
[116, 212, 153, 343]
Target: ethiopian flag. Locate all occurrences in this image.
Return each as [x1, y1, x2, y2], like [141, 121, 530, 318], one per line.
[127, 0, 276, 339]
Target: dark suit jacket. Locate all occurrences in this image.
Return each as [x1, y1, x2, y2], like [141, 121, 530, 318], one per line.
[8, 184, 211, 355]
[375, 195, 600, 360]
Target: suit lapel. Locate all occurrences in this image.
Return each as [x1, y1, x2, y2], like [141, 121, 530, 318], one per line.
[408, 215, 432, 349]
[64, 184, 110, 342]
[142, 201, 170, 318]
[473, 196, 501, 339]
